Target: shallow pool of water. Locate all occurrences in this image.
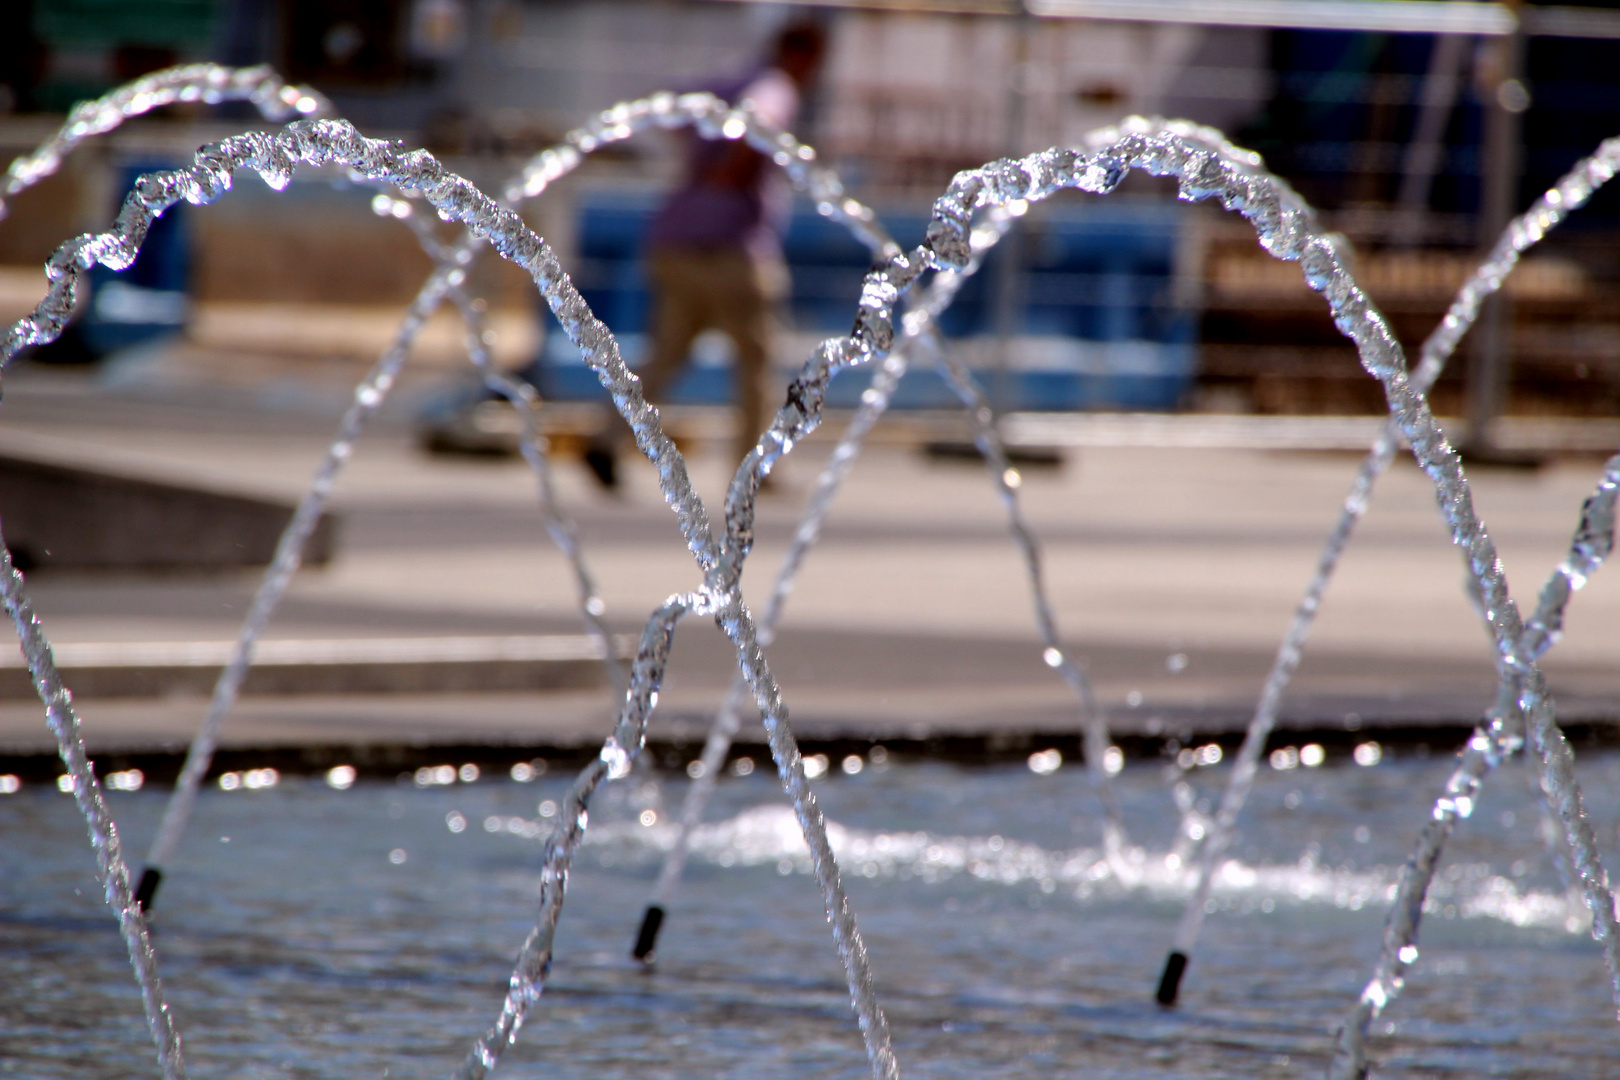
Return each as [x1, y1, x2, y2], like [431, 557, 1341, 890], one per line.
[4, 748, 1619, 1078]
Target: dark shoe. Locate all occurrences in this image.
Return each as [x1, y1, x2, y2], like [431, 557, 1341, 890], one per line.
[583, 446, 619, 490]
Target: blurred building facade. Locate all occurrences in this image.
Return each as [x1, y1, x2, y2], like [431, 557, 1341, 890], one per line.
[5, 1, 1620, 418]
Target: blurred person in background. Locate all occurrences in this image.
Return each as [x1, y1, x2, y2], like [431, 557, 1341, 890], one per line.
[582, 20, 826, 491]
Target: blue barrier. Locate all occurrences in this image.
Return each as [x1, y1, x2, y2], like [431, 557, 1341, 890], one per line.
[530, 191, 1196, 412]
[81, 163, 191, 357]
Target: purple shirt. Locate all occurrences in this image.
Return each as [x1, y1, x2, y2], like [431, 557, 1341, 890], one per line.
[646, 68, 798, 259]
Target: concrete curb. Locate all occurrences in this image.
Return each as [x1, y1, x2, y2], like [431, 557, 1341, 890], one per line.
[2, 714, 1619, 787]
[0, 451, 337, 569]
[0, 634, 630, 699]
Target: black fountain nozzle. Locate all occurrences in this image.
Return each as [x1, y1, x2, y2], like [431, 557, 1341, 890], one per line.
[134, 866, 163, 912]
[1156, 950, 1188, 1006]
[631, 904, 665, 963]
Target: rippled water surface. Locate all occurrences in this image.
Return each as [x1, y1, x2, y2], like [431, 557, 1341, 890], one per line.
[5, 750, 1620, 1078]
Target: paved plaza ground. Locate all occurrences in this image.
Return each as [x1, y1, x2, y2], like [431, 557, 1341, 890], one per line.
[0, 357, 1616, 770]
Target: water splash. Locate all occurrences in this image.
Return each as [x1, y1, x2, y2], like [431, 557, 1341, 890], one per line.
[34, 85, 1115, 1039]
[430, 92, 1129, 1057]
[698, 113, 1614, 1075]
[917, 327, 1126, 858]
[0, 63, 329, 220]
[1, 116, 747, 1076]
[452, 284, 626, 690]
[143, 257, 464, 875]
[5, 72, 1620, 1080]
[138, 87, 894, 909]
[1167, 134, 1620, 1013]
[457, 591, 707, 1080]
[506, 802, 1596, 939]
[0, 86, 902, 1080]
[645, 193, 1127, 941]
[643, 344, 909, 927]
[0, 530, 186, 1078]
[1331, 451, 1620, 1079]
[916, 114, 1620, 1061]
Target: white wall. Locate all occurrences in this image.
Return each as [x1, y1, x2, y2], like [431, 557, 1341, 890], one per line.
[454, 0, 790, 135]
[442, 2, 1268, 196]
[820, 12, 1268, 192]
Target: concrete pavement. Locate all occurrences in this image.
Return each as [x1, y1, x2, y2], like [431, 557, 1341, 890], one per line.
[0, 358, 1616, 774]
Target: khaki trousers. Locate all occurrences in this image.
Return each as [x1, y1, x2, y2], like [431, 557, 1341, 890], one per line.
[604, 247, 787, 468]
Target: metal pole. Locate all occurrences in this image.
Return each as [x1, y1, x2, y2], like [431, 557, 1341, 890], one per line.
[1393, 32, 1469, 245]
[1462, 12, 1527, 457]
[988, 9, 1032, 417]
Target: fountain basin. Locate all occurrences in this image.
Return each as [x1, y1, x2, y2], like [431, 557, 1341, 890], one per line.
[5, 754, 1617, 1078]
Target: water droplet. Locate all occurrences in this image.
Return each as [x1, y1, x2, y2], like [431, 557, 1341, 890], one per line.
[1027, 749, 1062, 775]
[600, 744, 631, 780]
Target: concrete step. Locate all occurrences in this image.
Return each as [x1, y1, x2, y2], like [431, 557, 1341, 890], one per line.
[0, 634, 629, 699]
[0, 450, 337, 570]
